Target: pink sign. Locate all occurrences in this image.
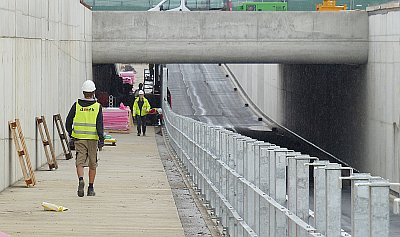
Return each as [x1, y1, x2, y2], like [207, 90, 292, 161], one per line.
[119, 71, 136, 85]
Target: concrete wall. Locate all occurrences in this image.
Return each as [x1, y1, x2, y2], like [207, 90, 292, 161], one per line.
[365, 3, 400, 189]
[0, 0, 92, 192]
[92, 11, 368, 64]
[227, 4, 400, 190]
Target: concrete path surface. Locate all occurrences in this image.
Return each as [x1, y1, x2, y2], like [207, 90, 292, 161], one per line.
[0, 128, 185, 237]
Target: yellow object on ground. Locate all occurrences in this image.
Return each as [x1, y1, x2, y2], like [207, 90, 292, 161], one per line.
[42, 202, 69, 212]
[316, 0, 346, 11]
[104, 138, 117, 146]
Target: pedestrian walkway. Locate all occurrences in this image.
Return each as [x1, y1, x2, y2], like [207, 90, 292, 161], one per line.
[0, 128, 185, 237]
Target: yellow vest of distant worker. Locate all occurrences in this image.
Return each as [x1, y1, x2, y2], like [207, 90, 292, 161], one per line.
[72, 101, 100, 140]
[133, 97, 151, 117]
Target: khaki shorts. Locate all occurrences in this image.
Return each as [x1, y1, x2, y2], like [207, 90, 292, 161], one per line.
[75, 139, 98, 169]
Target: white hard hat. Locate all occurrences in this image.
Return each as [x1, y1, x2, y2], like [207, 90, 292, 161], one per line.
[138, 90, 144, 95]
[82, 80, 96, 92]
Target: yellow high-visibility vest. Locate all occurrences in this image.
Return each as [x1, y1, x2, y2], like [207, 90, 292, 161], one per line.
[133, 97, 151, 116]
[72, 101, 100, 140]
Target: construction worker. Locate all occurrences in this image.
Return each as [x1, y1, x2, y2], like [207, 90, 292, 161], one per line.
[66, 80, 104, 197]
[133, 90, 151, 136]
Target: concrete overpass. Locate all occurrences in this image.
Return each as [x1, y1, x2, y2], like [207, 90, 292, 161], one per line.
[92, 11, 369, 64]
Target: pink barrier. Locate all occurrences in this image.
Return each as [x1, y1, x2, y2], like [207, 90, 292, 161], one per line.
[103, 107, 131, 131]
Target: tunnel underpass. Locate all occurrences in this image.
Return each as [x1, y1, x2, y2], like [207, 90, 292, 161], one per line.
[166, 63, 400, 236]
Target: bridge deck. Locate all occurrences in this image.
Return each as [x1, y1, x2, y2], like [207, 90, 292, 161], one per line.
[0, 129, 185, 237]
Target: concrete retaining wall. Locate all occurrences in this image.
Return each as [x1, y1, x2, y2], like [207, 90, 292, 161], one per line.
[0, 0, 92, 192]
[365, 4, 400, 190]
[227, 5, 400, 191]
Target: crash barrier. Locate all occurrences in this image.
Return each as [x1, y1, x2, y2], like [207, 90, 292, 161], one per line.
[8, 119, 36, 187]
[36, 116, 58, 170]
[163, 100, 396, 237]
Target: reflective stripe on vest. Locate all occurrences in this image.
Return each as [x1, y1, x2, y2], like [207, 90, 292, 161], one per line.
[72, 101, 100, 140]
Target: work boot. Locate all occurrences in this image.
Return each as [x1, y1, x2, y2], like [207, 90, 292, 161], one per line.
[137, 133, 140, 136]
[87, 187, 96, 196]
[77, 180, 85, 197]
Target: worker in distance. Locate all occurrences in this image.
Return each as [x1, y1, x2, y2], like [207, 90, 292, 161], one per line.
[133, 90, 151, 136]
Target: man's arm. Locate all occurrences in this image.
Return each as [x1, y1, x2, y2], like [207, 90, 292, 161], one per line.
[96, 105, 104, 141]
[65, 102, 76, 137]
[145, 99, 151, 112]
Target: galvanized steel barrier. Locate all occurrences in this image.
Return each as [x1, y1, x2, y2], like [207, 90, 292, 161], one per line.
[162, 69, 393, 237]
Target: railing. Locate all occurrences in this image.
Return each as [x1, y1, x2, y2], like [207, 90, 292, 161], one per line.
[162, 67, 394, 237]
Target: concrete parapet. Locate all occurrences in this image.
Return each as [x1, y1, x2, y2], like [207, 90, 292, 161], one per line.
[93, 11, 369, 64]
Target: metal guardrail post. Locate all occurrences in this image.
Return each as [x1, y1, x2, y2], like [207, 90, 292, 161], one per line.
[252, 142, 271, 234]
[200, 124, 206, 196]
[267, 147, 287, 237]
[325, 164, 342, 237]
[276, 149, 290, 237]
[204, 126, 213, 203]
[220, 131, 229, 227]
[312, 161, 330, 236]
[227, 133, 238, 208]
[208, 127, 218, 211]
[350, 176, 390, 237]
[258, 147, 278, 237]
[267, 147, 279, 237]
[189, 121, 195, 179]
[287, 155, 311, 237]
[243, 139, 256, 230]
[350, 173, 372, 237]
[214, 128, 222, 220]
[369, 179, 390, 237]
[253, 142, 271, 188]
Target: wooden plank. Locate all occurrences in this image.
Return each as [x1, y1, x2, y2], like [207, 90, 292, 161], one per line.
[36, 116, 58, 170]
[17, 119, 36, 186]
[9, 119, 36, 187]
[36, 117, 54, 169]
[9, 121, 30, 183]
[41, 116, 58, 169]
[53, 114, 73, 160]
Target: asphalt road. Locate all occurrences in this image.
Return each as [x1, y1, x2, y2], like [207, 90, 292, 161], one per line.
[167, 64, 265, 129]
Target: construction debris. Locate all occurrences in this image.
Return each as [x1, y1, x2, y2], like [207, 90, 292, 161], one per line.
[41, 202, 68, 212]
